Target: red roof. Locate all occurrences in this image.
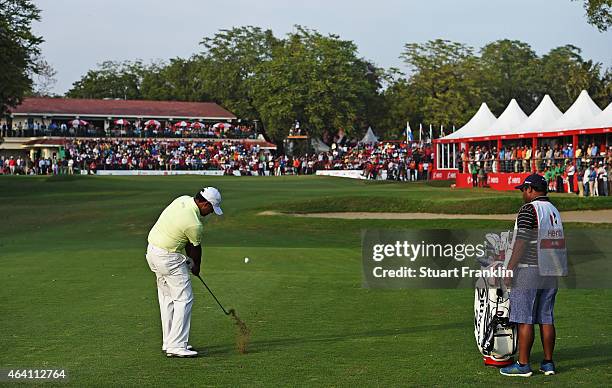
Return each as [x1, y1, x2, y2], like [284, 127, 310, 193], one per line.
[10, 97, 236, 120]
[21, 138, 68, 146]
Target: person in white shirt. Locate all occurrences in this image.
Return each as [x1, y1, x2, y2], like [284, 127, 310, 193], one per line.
[566, 162, 576, 193]
[582, 165, 591, 197]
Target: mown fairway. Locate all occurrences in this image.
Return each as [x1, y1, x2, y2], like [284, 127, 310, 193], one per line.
[1, 176, 610, 386]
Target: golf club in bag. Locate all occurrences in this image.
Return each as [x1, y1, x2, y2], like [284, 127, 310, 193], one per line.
[474, 232, 518, 367]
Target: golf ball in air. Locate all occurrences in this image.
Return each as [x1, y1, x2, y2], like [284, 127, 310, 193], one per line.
[244, 257, 249, 263]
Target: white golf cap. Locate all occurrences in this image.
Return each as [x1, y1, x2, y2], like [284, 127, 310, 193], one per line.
[199, 187, 223, 215]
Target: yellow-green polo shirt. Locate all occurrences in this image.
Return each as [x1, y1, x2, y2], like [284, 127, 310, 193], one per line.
[148, 195, 203, 252]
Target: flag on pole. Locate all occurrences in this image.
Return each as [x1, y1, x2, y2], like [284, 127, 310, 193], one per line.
[406, 121, 414, 142]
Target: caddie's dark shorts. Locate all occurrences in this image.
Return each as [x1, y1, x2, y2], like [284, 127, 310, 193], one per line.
[509, 267, 558, 324]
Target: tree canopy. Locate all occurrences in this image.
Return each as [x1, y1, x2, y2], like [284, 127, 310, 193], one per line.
[576, 0, 612, 31]
[65, 28, 611, 142]
[0, 0, 43, 115]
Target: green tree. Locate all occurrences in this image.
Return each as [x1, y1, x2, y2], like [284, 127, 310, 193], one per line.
[538, 45, 606, 110]
[575, 0, 612, 31]
[29, 56, 57, 97]
[198, 26, 278, 120]
[66, 60, 148, 99]
[378, 69, 422, 139]
[597, 67, 612, 105]
[354, 60, 388, 136]
[0, 0, 43, 115]
[479, 39, 540, 114]
[141, 58, 210, 102]
[250, 26, 380, 141]
[399, 39, 483, 129]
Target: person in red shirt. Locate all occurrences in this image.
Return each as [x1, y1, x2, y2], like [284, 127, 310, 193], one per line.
[8, 157, 16, 175]
[293, 158, 301, 175]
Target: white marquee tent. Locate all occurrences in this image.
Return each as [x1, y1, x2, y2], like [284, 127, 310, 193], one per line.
[441, 103, 497, 140]
[434, 90, 610, 170]
[515, 95, 563, 134]
[359, 126, 379, 145]
[541, 90, 602, 133]
[437, 90, 610, 143]
[487, 99, 528, 136]
[578, 102, 612, 129]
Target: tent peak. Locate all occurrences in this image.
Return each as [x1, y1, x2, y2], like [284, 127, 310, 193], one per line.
[544, 90, 601, 131]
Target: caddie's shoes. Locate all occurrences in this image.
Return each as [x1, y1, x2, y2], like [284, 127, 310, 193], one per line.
[539, 361, 556, 375]
[500, 362, 533, 377]
[166, 348, 198, 358]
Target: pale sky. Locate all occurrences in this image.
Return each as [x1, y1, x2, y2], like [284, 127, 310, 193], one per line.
[33, 0, 612, 94]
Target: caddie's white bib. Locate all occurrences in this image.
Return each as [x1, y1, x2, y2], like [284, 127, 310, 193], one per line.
[531, 200, 568, 276]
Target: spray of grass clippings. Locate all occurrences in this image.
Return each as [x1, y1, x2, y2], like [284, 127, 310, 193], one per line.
[228, 309, 251, 354]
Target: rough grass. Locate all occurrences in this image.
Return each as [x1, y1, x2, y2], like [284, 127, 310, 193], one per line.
[275, 193, 612, 214]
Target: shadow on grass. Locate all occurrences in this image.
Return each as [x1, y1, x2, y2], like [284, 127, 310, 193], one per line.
[203, 322, 460, 356]
[532, 343, 612, 373]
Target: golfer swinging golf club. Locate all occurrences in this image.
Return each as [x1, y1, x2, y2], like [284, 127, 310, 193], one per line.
[145, 187, 223, 358]
[500, 174, 567, 377]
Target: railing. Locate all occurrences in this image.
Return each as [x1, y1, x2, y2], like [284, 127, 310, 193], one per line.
[0, 127, 259, 140]
[457, 156, 609, 174]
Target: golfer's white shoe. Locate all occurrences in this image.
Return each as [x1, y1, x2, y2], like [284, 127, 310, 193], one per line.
[162, 345, 193, 353]
[166, 347, 198, 358]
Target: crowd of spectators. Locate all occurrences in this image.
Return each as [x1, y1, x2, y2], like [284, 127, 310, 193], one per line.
[0, 120, 258, 140]
[461, 142, 611, 195]
[60, 139, 275, 176]
[459, 143, 609, 174]
[1, 138, 434, 180]
[2, 134, 609, 195]
[307, 141, 434, 180]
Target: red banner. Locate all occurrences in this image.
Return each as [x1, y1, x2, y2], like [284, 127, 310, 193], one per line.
[432, 170, 458, 180]
[487, 173, 531, 191]
[540, 239, 566, 249]
[455, 172, 531, 190]
[455, 173, 473, 187]
[454, 172, 580, 192]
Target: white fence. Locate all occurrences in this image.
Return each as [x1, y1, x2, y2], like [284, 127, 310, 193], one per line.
[315, 170, 388, 180]
[96, 170, 225, 176]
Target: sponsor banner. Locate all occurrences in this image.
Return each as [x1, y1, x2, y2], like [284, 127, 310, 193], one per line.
[487, 173, 530, 191]
[96, 170, 224, 176]
[316, 170, 388, 180]
[456, 173, 473, 187]
[432, 170, 458, 180]
[455, 172, 530, 190]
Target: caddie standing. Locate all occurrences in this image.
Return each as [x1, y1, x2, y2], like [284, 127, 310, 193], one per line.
[501, 173, 567, 377]
[145, 187, 223, 358]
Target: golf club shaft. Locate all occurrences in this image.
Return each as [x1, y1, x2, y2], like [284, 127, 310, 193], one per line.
[195, 275, 229, 315]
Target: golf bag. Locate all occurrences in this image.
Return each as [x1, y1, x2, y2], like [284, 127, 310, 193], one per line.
[474, 232, 517, 367]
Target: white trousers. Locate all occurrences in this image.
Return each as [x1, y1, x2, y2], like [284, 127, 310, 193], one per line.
[145, 244, 193, 351]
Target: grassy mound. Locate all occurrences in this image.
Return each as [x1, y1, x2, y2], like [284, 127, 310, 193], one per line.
[276, 194, 612, 214]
